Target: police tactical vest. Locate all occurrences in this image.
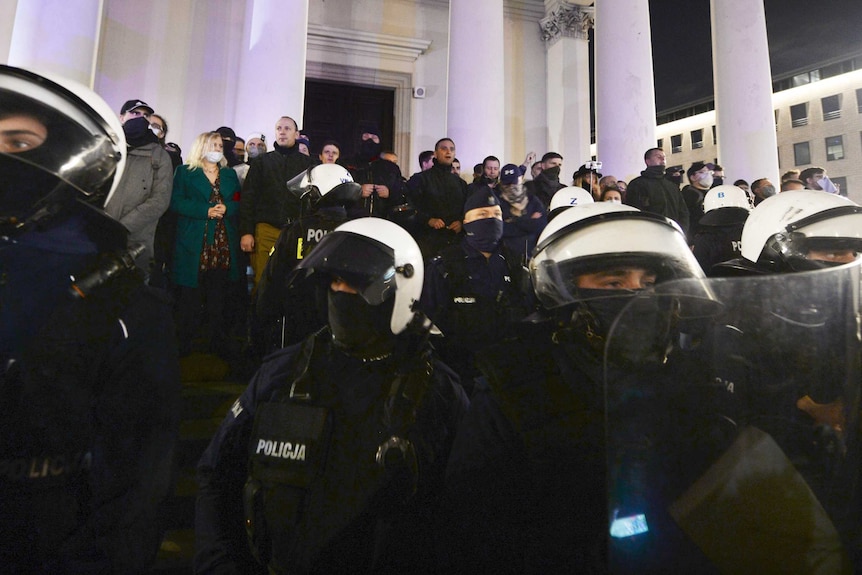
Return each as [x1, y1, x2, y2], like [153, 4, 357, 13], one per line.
[244, 330, 432, 573]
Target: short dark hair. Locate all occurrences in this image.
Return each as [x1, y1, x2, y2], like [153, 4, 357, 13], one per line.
[419, 150, 434, 164]
[541, 152, 562, 163]
[644, 147, 663, 160]
[750, 178, 770, 192]
[150, 113, 169, 136]
[483, 155, 500, 167]
[435, 137, 455, 150]
[799, 167, 825, 183]
[733, 179, 749, 187]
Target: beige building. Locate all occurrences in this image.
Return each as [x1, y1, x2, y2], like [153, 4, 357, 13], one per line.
[654, 55, 862, 202]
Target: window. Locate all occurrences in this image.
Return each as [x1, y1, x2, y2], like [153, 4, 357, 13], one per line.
[857, 89, 862, 113]
[711, 125, 717, 144]
[794, 142, 811, 166]
[774, 109, 779, 129]
[822, 94, 841, 120]
[826, 135, 845, 161]
[671, 134, 682, 154]
[832, 176, 848, 196]
[691, 129, 704, 149]
[657, 138, 663, 149]
[791, 103, 808, 127]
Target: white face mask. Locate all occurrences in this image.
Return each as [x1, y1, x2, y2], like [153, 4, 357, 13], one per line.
[205, 151, 224, 163]
[150, 125, 164, 138]
[698, 173, 714, 189]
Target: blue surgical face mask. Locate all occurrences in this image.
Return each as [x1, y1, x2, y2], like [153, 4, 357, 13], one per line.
[464, 217, 503, 252]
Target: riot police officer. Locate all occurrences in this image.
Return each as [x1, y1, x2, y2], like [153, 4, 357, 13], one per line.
[0, 65, 180, 572]
[421, 189, 533, 394]
[254, 163, 361, 353]
[195, 218, 468, 574]
[690, 184, 752, 275]
[441, 202, 705, 572]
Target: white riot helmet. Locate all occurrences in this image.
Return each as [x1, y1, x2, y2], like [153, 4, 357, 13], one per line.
[531, 202, 704, 309]
[740, 190, 862, 271]
[703, 184, 753, 213]
[0, 65, 126, 236]
[548, 186, 594, 220]
[294, 217, 424, 337]
[287, 163, 361, 210]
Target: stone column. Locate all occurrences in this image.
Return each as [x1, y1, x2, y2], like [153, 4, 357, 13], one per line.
[541, 2, 593, 181]
[7, 0, 103, 87]
[711, 0, 778, 183]
[594, 0, 657, 182]
[447, 0, 505, 166]
[234, 0, 309, 136]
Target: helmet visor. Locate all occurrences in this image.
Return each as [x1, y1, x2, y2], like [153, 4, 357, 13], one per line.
[0, 80, 120, 203]
[293, 231, 397, 305]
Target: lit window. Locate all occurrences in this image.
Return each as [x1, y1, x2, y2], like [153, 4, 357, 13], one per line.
[826, 135, 844, 161]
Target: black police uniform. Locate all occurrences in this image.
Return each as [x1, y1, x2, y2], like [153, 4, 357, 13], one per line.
[194, 329, 468, 574]
[421, 240, 533, 389]
[690, 206, 748, 275]
[0, 214, 181, 573]
[255, 206, 350, 353]
[440, 323, 607, 573]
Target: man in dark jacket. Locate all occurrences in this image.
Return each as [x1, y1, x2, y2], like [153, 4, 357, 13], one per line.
[239, 115, 313, 288]
[624, 147, 690, 235]
[681, 160, 715, 239]
[407, 137, 468, 260]
[525, 151, 565, 208]
[0, 64, 180, 574]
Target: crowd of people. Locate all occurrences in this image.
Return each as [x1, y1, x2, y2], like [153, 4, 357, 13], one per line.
[2, 63, 861, 573]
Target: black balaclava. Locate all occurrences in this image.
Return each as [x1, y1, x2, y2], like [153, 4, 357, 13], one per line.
[328, 291, 395, 360]
[358, 138, 382, 163]
[543, 166, 561, 181]
[123, 116, 158, 148]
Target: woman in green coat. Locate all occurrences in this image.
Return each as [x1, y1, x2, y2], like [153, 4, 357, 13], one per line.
[171, 131, 241, 355]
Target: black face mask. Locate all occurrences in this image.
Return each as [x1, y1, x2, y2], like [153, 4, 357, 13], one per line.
[464, 218, 503, 253]
[0, 158, 75, 236]
[123, 116, 158, 148]
[712, 177, 724, 187]
[666, 173, 683, 185]
[543, 166, 561, 181]
[358, 139, 382, 162]
[328, 290, 394, 360]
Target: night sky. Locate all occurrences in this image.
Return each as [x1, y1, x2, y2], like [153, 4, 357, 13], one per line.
[648, 0, 862, 111]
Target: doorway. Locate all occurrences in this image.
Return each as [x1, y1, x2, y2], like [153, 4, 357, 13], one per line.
[303, 80, 395, 163]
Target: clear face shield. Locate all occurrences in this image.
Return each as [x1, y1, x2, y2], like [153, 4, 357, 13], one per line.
[604, 261, 862, 573]
[0, 80, 121, 235]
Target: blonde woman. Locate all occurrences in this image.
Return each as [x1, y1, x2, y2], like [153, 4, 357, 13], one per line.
[170, 132, 241, 356]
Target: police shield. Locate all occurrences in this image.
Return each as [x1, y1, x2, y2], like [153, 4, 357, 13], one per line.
[603, 261, 861, 574]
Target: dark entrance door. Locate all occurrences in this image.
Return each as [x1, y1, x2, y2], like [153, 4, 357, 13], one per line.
[302, 80, 395, 162]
